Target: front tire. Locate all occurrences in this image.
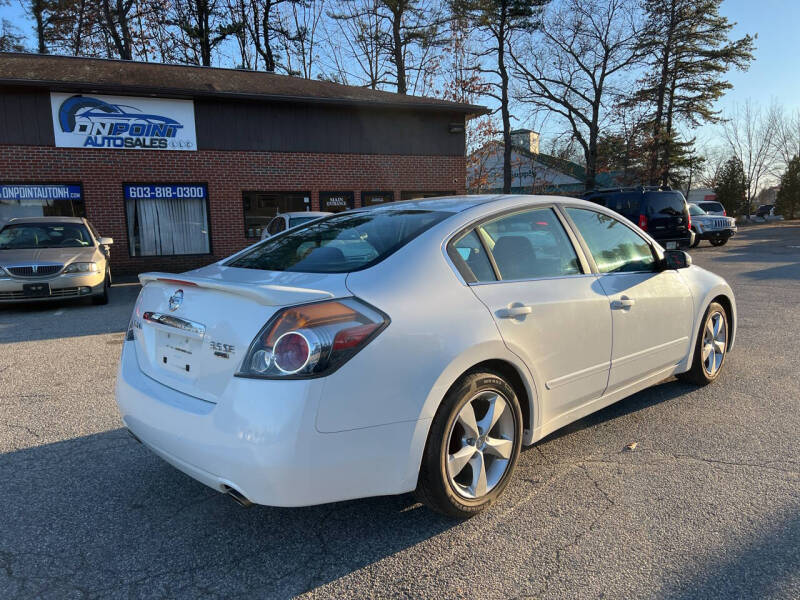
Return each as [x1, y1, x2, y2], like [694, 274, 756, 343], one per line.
[678, 302, 729, 386]
[416, 370, 523, 518]
[92, 270, 110, 305]
[710, 237, 728, 247]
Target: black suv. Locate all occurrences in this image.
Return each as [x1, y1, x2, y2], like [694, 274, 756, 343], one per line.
[582, 187, 694, 250]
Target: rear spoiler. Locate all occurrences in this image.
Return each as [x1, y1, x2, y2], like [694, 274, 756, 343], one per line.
[138, 272, 334, 306]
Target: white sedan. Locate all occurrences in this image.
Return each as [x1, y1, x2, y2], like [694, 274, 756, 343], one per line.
[117, 195, 736, 517]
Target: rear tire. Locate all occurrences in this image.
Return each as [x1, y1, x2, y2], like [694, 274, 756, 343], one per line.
[415, 370, 523, 518]
[691, 231, 701, 248]
[678, 302, 729, 386]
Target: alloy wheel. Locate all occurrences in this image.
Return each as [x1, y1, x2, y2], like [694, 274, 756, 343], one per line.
[445, 390, 516, 499]
[701, 311, 727, 376]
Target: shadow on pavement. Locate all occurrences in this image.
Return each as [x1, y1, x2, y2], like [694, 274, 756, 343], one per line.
[0, 429, 458, 598]
[536, 377, 695, 445]
[662, 508, 800, 599]
[0, 282, 140, 344]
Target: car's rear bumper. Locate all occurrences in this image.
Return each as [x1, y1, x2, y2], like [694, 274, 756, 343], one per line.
[115, 342, 428, 507]
[653, 232, 694, 250]
[0, 272, 105, 303]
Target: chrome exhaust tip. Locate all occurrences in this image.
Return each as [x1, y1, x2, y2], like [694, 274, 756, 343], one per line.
[224, 486, 253, 508]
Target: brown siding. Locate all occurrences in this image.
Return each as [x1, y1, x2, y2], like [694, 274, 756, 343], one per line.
[194, 100, 465, 156]
[0, 90, 54, 146]
[0, 89, 466, 156]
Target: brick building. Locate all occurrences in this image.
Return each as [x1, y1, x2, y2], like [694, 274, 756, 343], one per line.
[0, 53, 485, 274]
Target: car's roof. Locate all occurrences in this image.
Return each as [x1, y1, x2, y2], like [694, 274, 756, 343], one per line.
[352, 194, 554, 214]
[6, 216, 86, 224]
[352, 194, 606, 215]
[282, 211, 331, 217]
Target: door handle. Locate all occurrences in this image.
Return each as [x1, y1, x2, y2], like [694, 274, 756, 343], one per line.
[496, 304, 533, 319]
[611, 296, 635, 310]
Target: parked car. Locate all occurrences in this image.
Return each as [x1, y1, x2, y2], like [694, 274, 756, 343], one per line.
[117, 195, 736, 517]
[688, 203, 737, 247]
[756, 204, 774, 219]
[696, 200, 727, 216]
[0, 216, 113, 304]
[583, 187, 694, 250]
[260, 211, 332, 240]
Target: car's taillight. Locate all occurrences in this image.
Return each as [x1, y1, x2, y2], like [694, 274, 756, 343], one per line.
[723, 209, 727, 216]
[687, 212, 692, 229]
[638, 214, 648, 231]
[238, 298, 389, 378]
[125, 289, 145, 341]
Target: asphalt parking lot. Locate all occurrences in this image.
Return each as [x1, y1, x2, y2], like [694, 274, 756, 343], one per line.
[1, 223, 798, 599]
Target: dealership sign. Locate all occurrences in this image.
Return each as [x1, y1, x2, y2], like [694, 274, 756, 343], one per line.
[0, 184, 82, 201]
[50, 93, 197, 151]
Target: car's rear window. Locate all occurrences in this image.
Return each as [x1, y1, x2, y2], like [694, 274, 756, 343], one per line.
[587, 193, 639, 214]
[0, 223, 93, 249]
[227, 209, 452, 273]
[645, 192, 686, 216]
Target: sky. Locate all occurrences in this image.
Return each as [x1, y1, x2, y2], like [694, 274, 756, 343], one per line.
[2, 0, 798, 146]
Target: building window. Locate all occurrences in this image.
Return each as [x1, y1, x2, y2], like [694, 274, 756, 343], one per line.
[124, 184, 210, 256]
[320, 191, 354, 213]
[243, 191, 310, 238]
[400, 191, 455, 200]
[0, 184, 84, 225]
[361, 191, 394, 206]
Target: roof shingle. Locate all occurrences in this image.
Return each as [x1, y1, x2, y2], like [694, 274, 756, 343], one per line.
[0, 53, 487, 114]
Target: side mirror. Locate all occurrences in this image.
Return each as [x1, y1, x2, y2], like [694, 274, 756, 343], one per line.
[99, 237, 114, 245]
[662, 249, 691, 270]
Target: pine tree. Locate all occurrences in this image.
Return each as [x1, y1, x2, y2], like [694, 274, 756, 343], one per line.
[714, 156, 747, 217]
[633, 0, 755, 185]
[775, 155, 800, 220]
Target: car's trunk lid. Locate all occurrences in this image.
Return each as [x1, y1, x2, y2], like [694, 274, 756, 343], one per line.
[132, 265, 349, 402]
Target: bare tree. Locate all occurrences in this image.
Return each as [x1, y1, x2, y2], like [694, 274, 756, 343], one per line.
[511, 0, 643, 191]
[99, 0, 136, 59]
[721, 100, 778, 218]
[277, 0, 326, 77]
[452, 0, 547, 194]
[325, 0, 391, 88]
[769, 104, 800, 176]
[694, 143, 728, 190]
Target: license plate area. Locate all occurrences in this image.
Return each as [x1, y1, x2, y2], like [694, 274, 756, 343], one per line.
[156, 331, 201, 378]
[666, 241, 677, 249]
[23, 282, 51, 297]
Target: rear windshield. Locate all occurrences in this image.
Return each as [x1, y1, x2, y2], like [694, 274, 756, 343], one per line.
[645, 192, 686, 216]
[0, 223, 93, 250]
[698, 202, 724, 213]
[227, 209, 452, 273]
[586, 193, 639, 214]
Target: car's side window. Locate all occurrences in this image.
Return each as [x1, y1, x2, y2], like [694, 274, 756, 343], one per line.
[478, 208, 581, 281]
[267, 217, 286, 235]
[448, 229, 496, 283]
[565, 208, 656, 274]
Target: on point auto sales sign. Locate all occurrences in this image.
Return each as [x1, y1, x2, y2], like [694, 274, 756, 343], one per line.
[50, 93, 197, 151]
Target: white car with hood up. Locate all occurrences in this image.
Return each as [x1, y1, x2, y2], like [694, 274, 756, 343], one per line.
[117, 195, 736, 517]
